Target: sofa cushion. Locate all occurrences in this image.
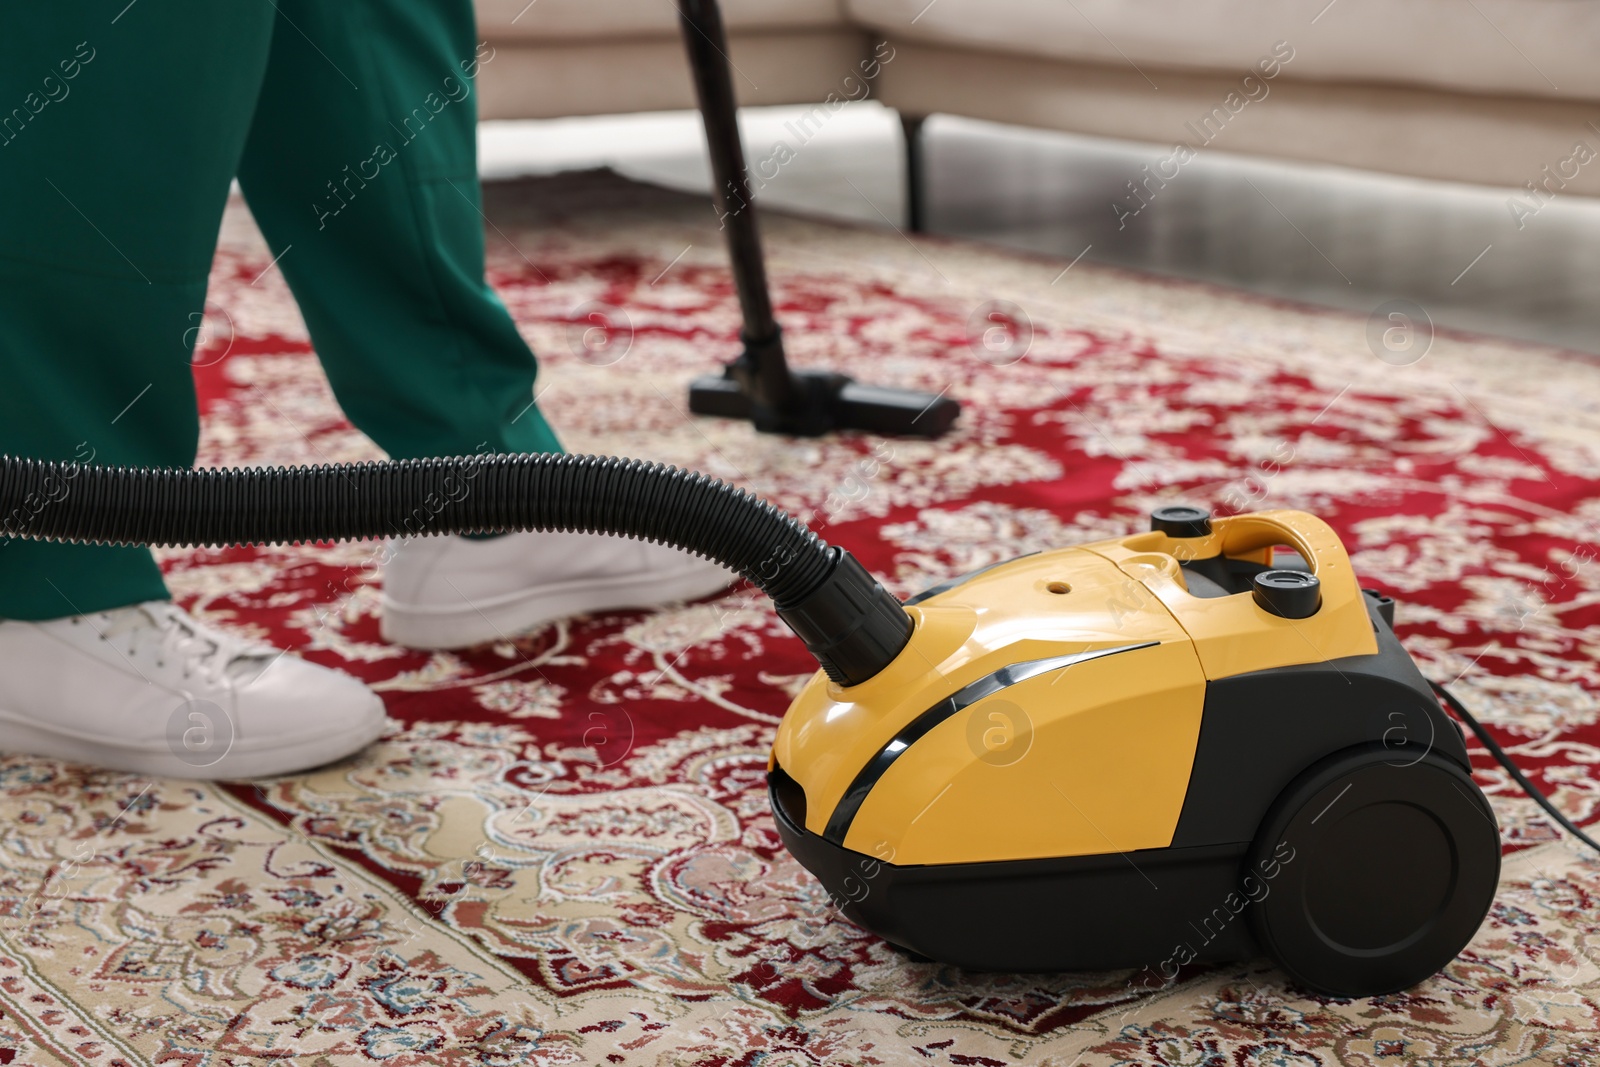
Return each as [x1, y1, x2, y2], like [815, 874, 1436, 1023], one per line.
[846, 0, 1600, 101]
[477, 32, 872, 119]
[479, 0, 849, 41]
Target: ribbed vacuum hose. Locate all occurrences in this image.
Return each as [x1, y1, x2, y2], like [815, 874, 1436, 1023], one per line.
[0, 452, 912, 686]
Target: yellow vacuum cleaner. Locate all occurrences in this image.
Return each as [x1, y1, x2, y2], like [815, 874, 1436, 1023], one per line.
[769, 503, 1500, 997]
[0, 454, 1559, 997]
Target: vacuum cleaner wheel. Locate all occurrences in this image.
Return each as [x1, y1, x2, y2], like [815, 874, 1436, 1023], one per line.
[1246, 745, 1501, 998]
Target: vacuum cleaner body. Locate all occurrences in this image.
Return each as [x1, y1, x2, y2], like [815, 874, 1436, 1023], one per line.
[770, 507, 1501, 995]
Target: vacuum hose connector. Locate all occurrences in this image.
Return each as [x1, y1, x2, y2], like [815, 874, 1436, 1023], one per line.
[0, 452, 912, 687]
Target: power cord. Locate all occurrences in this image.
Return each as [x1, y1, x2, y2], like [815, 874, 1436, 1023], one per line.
[1430, 679, 1600, 855]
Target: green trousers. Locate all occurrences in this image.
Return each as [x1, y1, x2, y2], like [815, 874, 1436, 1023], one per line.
[0, 0, 563, 620]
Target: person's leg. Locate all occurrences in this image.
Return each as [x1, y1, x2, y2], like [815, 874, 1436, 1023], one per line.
[0, 4, 387, 778]
[236, 0, 561, 460]
[0, 1, 277, 619]
[234, 0, 730, 649]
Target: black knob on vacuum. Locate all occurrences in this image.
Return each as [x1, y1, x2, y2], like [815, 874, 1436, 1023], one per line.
[1252, 569, 1322, 619]
[1150, 505, 1212, 538]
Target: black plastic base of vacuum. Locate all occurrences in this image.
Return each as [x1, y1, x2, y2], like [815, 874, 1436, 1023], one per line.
[689, 368, 960, 438]
[769, 766, 1257, 975]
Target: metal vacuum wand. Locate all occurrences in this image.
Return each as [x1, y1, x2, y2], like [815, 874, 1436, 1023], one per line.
[674, 0, 961, 438]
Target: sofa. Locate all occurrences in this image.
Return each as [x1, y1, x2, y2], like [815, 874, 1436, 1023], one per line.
[475, 0, 1600, 218]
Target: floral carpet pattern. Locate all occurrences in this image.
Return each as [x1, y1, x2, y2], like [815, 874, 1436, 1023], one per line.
[3, 172, 1600, 1064]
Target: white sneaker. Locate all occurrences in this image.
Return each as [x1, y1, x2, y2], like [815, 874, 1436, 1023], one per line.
[380, 530, 735, 650]
[0, 602, 387, 779]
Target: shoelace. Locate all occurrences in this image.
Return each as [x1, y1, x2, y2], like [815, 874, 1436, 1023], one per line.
[93, 603, 265, 688]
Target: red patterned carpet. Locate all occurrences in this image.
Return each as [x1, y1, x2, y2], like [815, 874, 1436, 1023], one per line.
[3, 171, 1600, 1065]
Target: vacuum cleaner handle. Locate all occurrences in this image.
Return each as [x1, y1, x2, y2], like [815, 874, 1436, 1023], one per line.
[0, 451, 912, 687]
[1214, 509, 1346, 574]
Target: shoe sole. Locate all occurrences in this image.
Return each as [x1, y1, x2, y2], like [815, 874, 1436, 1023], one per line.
[0, 704, 388, 780]
[381, 560, 735, 650]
